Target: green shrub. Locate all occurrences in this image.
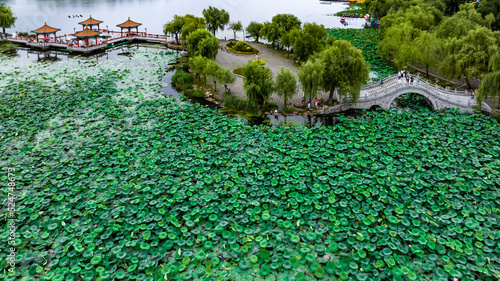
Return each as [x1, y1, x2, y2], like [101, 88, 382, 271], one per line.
[252, 59, 266, 65]
[222, 93, 247, 112]
[234, 41, 251, 52]
[171, 70, 194, 91]
[233, 68, 244, 76]
[226, 41, 236, 48]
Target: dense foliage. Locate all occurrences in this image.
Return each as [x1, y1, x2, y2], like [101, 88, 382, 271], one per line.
[202, 6, 230, 36]
[186, 29, 219, 59]
[1, 51, 500, 281]
[328, 29, 396, 80]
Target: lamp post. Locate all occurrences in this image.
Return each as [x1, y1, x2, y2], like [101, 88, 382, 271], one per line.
[243, 30, 245, 41]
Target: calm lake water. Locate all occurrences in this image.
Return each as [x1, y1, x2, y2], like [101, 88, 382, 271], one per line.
[5, 0, 366, 37]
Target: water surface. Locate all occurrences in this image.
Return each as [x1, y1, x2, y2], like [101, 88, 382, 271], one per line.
[5, 0, 366, 37]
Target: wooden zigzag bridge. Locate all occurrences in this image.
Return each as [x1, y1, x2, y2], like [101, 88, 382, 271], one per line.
[7, 16, 172, 53]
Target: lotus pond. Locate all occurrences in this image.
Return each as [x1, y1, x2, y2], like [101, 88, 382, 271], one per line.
[328, 29, 397, 81]
[1, 49, 500, 281]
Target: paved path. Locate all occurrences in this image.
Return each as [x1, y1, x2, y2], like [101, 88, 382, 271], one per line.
[214, 41, 323, 110]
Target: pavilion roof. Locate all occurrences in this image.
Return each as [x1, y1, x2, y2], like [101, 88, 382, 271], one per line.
[31, 22, 61, 34]
[74, 28, 101, 38]
[117, 17, 142, 28]
[79, 15, 103, 26]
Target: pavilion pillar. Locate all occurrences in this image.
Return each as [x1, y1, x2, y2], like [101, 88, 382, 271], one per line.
[121, 29, 123, 37]
[86, 37, 89, 47]
[54, 32, 56, 42]
[77, 39, 79, 47]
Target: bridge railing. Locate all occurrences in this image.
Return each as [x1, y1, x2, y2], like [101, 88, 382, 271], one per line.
[362, 73, 471, 97]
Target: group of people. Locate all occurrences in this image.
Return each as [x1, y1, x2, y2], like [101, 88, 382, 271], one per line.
[397, 70, 420, 86]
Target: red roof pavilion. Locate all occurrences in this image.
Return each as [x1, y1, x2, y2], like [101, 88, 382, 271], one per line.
[31, 22, 61, 42]
[117, 17, 142, 37]
[73, 27, 101, 48]
[78, 15, 103, 30]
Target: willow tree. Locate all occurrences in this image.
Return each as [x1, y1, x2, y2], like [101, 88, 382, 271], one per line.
[186, 29, 219, 59]
[440, 26, 499, 89]
[229, 21, 242, 40]
[408, 30, 441, 78]
[163, 15, 185, 45]
[477, 54, 500, 110]
[242, 61, 274, 112]
[298, 59, 323, 104]
[0, 5, 16, 38]
[202, 6, 230, 36]
[315, 40, 370, 104]
[275, 67, 297, 109]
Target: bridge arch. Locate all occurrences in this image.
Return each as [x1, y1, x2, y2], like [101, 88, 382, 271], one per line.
[383, 87, 438, 111]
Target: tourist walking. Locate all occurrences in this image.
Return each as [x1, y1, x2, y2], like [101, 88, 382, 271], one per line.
[410, 76, 414, 85]
[397, 76, 402, 87]
[308, 102, 311, 111]
[315, 98, 318, 107]
[471, 90, 475, 99]
[380, 78, 384, 86]
[406, 75, 410, 84]
[417, 74, 420, 86]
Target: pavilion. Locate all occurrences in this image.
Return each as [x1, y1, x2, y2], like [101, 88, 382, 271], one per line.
[78, 15, 103, 31]
[73, 26, 101, 48]
[31, 22, 61, 43]
[117, 17, 142, 37]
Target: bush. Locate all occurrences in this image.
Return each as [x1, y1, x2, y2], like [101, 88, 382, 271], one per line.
[233, 66, 270, 78]
[184, 89, 205, 98]
[171, 70, 194, 91]
[252, 59, 266, 65]
[234, 41, 251, 52]
[222, 93, 247, 112]
[233, 68, 244, 76]
[174, 56, 190, 72]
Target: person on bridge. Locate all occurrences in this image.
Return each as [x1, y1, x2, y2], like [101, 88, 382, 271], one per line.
[410, 76, 414, 85]
[417, 74, 420, 86]
[380, 79, 384, 86]
[398, 76, 402, 87]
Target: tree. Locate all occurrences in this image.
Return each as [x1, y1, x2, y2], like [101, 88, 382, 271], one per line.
[477, 0, 500, 30]
[215, 66, 236, 93]
[271, 14, 301, 49]
[477, 54, 500, 110]
[298, 60, 323, 104]
[204, 60, 221, 88]
[437, 3, 489, 39]
[314, 40, 370, 104]
[281, 28, 300, 56]
[186, 29, 219, 59]
[189, 55, 210, 81]
[202, 6, 230, 36]
[181, 15, 205, 42]
[242, 61, 274, 112]
[260, 21, 280, 48]
[229, 21, 243, 40]
[275, 67, 297, 109]
[246, 21, 264, 42]
[440, 26, 499, 89]
[293, 23, 328, 63]
[409, 30, 441, 78]
[379, 21, 421, 68]
[163, 15, 185, 45]
[0, 5, 16, 38]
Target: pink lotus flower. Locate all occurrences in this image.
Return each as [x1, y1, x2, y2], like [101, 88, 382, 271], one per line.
[408, 244, 411, 247]
[205, 205, 207, 207]
[95, 224, 97, 227]
[453, 278, 458, 281]
[287, 181, 289, 183]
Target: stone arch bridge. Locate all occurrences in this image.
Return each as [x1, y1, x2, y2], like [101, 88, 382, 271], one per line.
[317, 74, 492, 115]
